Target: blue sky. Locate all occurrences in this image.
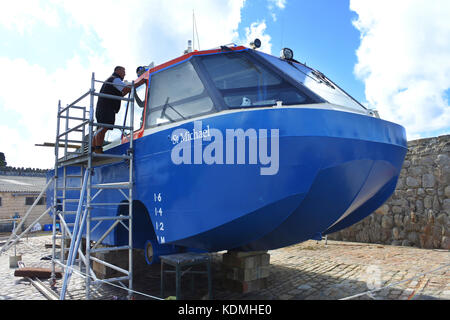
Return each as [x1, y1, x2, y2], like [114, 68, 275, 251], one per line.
[0, 0, 449, 169]
[240, 0, 365, 102]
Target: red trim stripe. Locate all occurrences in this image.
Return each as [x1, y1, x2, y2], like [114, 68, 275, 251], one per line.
[146, 45, 247, 76]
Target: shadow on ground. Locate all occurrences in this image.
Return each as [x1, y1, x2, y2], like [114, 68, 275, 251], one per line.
[113, 255, 442, 301]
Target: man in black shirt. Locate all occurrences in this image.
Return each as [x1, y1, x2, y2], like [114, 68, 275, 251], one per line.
[92, 66, 131, 153]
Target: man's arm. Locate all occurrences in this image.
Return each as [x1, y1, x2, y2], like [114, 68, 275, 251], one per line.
[113, 78, 131, 96]
[121, 86, 131, 96]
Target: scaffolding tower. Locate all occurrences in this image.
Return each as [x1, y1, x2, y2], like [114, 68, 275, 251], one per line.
[51, 73, 136, 300]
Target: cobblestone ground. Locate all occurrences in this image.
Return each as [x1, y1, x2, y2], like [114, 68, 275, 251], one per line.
[1, 234, 449, 300]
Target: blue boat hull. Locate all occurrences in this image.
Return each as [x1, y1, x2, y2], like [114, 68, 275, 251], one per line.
[47, 107, 407, 253]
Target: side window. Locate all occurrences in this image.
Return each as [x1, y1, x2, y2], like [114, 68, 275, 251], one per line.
[132, 84, 146, 130]
[105, 82, 147, 142]
[145, 61, 214, 128]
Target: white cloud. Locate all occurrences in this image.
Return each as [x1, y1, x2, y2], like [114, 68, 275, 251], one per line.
[0, 0, 247, 169]
[350, 0, 450, 138]
[271, 13, 277, 22]
[0, 54, 109, 169]
[53, 0, 245, 68]
[267, 0, 287, 22]
[269, 0, 286, 10]
[0, 0, 60, 35]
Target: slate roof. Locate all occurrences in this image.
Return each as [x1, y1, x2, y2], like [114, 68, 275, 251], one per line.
[0, 175, 47, 193]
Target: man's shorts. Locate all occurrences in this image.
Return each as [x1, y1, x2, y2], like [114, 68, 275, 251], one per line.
[95, 105, 116, 127]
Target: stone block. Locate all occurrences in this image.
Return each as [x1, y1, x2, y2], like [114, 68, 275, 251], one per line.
[401, 240, 412, 247]
[409, 166, 423, 176]
[91, 248, 145, 279]
[393, 214, 403, 227]
[395, 178, 404, 189]
[445, 186, 450, 198]
[436, 213, 448, 226]
[368, 224, 382, 243]
[436, 154, 449, 167]
[422, 174, 435, 188]
[391, 240, 402, 246]
[392, 227, 400, 240]
[443, 199, 450, 214]
[225, 265, 270, 282]
[406, 177, 420, 188]
[415, 200, 424, 214]
[375, 204, 389, 215]
[420, 156, 434, 166]
[355, 231, 370, 243]
[420, 235, 434, 249]
[407, 232, 420, 246]
[392, 206, 402, 214]
[403, 160, 411, 168]
[424, 196, 433, 209]
[92, 255, 115, 279]
[222, 252, 270, 269]
[381, 215, 394, 229]
[441, 236, 450, 250]
[433, 196, 441, 211]
[381, 228, 392, 242]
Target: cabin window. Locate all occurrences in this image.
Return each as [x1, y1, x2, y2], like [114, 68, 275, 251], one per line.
[105, 82, 147, 142]
[199, 52, 312, 109]
[145, 61, 214, 127]
[131, 83, 147, 130]
[0, 197, 2, 206]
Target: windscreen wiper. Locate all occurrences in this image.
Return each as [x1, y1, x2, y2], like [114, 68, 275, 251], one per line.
[286, 60, 334, 89]
[310, 69, 335, 89]
[161, 97, 187, 122]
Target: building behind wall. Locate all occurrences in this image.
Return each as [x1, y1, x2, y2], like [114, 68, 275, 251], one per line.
[0, 174, 52, 232]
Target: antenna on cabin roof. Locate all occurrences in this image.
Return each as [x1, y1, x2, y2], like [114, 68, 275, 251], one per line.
[184, 10, 201, 54]
[193, 9, 200, 51]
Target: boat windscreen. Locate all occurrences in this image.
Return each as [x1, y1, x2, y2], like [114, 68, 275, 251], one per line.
[198, 52, 317, 109]
[254, 51, 366, 112]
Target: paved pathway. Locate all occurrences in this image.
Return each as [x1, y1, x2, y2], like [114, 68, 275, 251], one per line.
[1, 234, 449, 300]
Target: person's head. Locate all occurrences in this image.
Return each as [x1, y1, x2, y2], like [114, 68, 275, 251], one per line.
[114, 66, 126, 80]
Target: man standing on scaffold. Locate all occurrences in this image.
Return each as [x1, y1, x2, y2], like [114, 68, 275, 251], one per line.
[92, 66, 131, 153]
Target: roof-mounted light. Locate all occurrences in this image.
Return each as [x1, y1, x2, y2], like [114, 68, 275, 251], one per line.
[250, 38, 261, 50]
[280, 48, 294, 60]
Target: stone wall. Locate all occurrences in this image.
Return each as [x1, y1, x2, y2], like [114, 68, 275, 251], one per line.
[327, 134, 450, 250]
